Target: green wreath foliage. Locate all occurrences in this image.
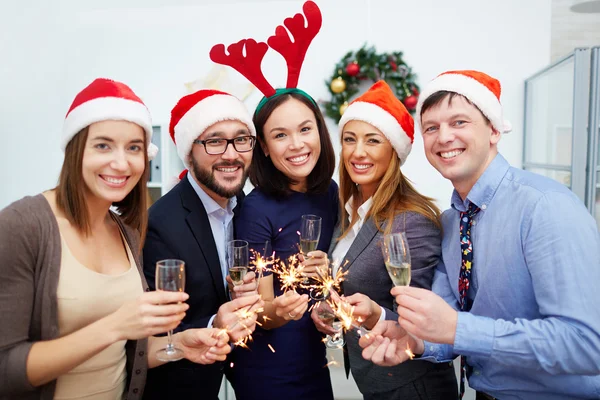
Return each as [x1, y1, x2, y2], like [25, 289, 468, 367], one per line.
[322, 45, 420, 123]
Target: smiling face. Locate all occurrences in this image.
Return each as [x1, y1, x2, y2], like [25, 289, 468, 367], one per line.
[260, 98, 321, 191]
[189, 120, 253, 202]
[341, 120, 395, 200]
[420, 94, 500, 199]
[81, 120, 146, 208]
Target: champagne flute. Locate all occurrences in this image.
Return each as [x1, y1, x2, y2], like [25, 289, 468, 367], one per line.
[314, 300, 345, 349]
[300, 214, 322, 284]
[155, 259, 186, 362]
[382, 232, 411, 287]
[227, 240, 249, 286]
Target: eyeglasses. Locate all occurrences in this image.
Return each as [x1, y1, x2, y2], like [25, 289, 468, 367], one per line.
[193, 136, 256, 155]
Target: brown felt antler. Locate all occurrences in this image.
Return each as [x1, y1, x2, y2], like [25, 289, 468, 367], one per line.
[267, 1, 322, 89]
[209, 39, 276, 97]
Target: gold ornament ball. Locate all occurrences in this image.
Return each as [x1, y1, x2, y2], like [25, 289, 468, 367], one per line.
[330, 77, 346, 94]
[339, 101, 349, 115]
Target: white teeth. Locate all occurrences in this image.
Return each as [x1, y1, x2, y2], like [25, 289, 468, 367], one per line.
[353, 163, 372, 170]
[217, 167, 238, 173]
[103, 176, 126, 184]
[289, 154, 309, 163]
[440, 150, 464, 159]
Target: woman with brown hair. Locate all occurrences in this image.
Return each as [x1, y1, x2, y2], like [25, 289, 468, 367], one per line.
[0, 78, 231, 400]
[310, 81, 459, 399]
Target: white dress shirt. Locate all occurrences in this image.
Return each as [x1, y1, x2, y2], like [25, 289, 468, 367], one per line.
[331, 196, 385, 322]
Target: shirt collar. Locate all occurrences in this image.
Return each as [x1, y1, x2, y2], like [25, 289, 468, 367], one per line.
[187, 171, 236, 215]
[345, 196, 373, 232]
[451, 153, 510, 213]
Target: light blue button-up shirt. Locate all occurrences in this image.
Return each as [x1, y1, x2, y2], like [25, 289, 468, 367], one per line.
[420, 154, 600, 399]
[187, 171, 236, 284]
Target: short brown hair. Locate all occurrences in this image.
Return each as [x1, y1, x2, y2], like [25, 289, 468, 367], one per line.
[55, 127, 149, 247]
[419, 91, 491, 125]
[250, 93, 335, 198]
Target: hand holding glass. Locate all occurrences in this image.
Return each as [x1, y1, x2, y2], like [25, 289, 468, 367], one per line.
[227, 240, 249, 286]
[382, 232, 411, 287]
[155, 259, 186, 362]
[315, 300, 345, 349]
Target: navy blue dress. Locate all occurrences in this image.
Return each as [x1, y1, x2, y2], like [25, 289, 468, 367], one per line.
[228, 181, 339, 400]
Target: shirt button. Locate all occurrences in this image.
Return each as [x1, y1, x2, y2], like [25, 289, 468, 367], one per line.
[481, 204, 487, 210]
[133, 388, 138, 394]
[136, 369, 141, 374]
[429, 346, 434, 351]
[138, 351, 145, 357]
[474, 370, 481, 376]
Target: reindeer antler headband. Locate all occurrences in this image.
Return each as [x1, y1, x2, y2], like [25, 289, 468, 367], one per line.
[209, 1, 322, 114]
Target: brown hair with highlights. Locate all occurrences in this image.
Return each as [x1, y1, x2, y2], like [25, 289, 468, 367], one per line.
[55, 127, 149, 248]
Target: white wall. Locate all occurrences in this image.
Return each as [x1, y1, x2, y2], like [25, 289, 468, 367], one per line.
[0, 0, 551, 211]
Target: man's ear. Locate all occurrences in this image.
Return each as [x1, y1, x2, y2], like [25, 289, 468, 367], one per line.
[490, 125, 501, 145]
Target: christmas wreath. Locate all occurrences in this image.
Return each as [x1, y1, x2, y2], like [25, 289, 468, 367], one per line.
[322, 45, 420, 122]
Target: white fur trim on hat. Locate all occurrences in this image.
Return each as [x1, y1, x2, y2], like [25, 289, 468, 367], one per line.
[339, 101, 412, 166]
[173, 94, 255, 167]
[416, 74, 512, 134]
[62, 97, 153, 150]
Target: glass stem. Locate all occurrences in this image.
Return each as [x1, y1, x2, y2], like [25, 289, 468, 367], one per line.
[166, 329, 174, 351]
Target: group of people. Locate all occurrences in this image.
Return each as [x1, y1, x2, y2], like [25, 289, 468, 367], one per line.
[2, 2, 600, 399]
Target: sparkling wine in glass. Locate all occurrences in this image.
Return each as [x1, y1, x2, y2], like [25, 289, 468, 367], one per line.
[227, 240, 249, 286]
[382, 232, 411, 287]
[300, 214, 322, 284]
[155, 259, 186, 362]
[315, 301, 345, 349]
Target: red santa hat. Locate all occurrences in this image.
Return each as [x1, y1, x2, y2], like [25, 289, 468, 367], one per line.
[338, 80, 414, 165]
[62, 78, 157, 159]
[169, 89, 255, 167]
[416, 70, 512, 134]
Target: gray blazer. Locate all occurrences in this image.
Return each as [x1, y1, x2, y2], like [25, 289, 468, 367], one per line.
[329, 211, 442, 395]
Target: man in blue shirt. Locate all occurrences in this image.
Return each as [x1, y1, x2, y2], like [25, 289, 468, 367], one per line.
[359, 70, 600, 399]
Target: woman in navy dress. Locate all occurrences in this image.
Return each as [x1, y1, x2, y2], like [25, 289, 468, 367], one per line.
[229, 90, 338, 400]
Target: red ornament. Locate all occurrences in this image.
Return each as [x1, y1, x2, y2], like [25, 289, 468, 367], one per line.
[412, 87, 419, 96]
[390, 61, 398, 71]
[346, 62, 360, 76]
[404, 95, 418, 110]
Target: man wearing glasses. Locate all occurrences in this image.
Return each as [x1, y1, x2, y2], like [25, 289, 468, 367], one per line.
[142, 90, 263, 400]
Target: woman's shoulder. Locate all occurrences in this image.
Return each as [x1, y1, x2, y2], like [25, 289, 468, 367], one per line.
[0, 193, 53, 227]
[390, 211, 440, 234]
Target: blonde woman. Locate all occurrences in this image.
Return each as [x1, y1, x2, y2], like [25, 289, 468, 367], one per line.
[310, 81, 458, 399]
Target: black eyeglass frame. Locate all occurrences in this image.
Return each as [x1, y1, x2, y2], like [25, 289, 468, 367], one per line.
[192, 136, 256, 155]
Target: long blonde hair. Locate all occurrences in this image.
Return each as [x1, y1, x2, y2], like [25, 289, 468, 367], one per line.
[339, 152, 441, 238]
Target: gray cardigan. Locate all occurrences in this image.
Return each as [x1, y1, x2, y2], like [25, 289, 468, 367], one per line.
[330, 211, 443, 395]
[0, 194, 148, 400]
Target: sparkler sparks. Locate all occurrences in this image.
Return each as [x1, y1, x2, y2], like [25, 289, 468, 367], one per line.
[404, 342, 415, 360]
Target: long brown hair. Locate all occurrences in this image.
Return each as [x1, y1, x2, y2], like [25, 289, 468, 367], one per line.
[55, 127, 149, 248]
[339, 150, 441, 238]
[250, 93, 335, 198]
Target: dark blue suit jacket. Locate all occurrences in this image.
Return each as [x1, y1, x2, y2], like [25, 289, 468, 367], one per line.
[142, 175, 242, 400]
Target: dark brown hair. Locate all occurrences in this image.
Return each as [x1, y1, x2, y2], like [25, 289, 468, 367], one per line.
[250, 93, 335, 198]
[420, 91, 491, 125]
[55, 127, 149, 248]
[339, 141, 441, 238]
